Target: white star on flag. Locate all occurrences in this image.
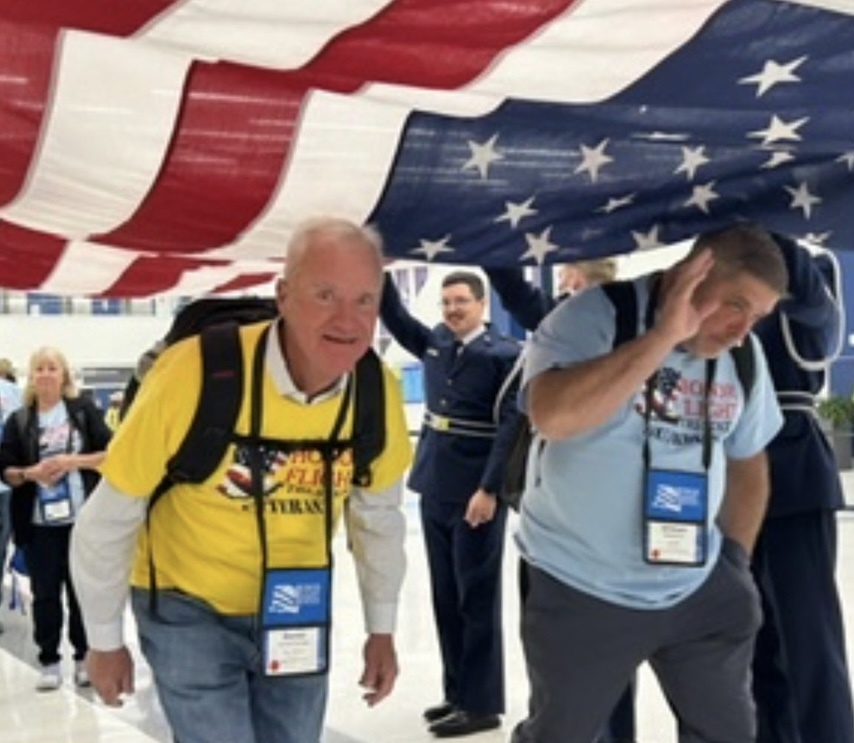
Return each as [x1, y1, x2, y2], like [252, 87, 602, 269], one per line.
[574, 139, 613, 183]
[496, 197, 538, 228]
[837, 152, 854, 171]
[762, 151, 796, 169]
[685, 182, 719, 214]
[413, 236, 455, 261]
[785, 182, 821, 218]
[463, 134, 504, 179]
[598, 194, 636, 214]
[748, 115, 809, 146]
[633, 226, 664, 251]
[738, 56, 806, 97]
[674, 146, 710, 180]
[521, 227, 559, 264]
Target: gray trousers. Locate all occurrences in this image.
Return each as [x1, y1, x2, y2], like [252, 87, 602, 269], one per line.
[512, 539, 762, 743]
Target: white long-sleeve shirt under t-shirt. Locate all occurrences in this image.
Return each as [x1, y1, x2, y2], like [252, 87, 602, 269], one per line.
[71, 476, 406, 650]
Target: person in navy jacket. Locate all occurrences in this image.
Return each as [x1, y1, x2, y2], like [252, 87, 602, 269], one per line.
[487, 258, 617, 331]
[487, 259, 640, 743]
[750, 234, 854, 743]
[380, 270, 521, 738]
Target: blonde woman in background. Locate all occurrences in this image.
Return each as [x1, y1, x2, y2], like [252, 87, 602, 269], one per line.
[556, 258, 618, 296]
[0, 347, 112, 691]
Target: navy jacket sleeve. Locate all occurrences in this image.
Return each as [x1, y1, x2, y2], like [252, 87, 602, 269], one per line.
[479, 353, 522, 494]
[379, 273, 431, 360]
[485, 268, 556, 332]
[754, 233, 845, 516]
[771, 233, 841, 366]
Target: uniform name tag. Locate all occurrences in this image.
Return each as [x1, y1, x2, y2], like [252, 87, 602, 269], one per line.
[39, 478, 72, 523]
[643, 469, 708, 566]
[261, 568, 330, 676]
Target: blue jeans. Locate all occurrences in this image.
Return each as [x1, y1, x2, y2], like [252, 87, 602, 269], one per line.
[132, 588, 328, 743]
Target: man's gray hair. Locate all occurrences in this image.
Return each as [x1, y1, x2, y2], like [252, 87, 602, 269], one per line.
[690, 223, 788, 296]
[286, 217, 384, 278]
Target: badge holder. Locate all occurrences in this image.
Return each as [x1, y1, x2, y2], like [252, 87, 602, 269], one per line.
[246, 335, 347, 678]
[643, 469, 708, 566]
[38, 477, 73, 523]
[261, 568, 331, 677]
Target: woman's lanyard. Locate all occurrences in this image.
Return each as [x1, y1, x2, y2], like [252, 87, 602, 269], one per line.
[640, 280, 715, 567]
[247, 325, 353, 677]
[36, 404, 76, 524]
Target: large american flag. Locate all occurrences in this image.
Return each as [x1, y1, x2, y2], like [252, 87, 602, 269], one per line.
[1, 0, 852, 297]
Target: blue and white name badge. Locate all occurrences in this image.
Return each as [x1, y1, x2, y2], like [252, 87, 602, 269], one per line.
[38, 477, 72, 523]
[643, 469, 708, 566]
[261, 568, 331, 677]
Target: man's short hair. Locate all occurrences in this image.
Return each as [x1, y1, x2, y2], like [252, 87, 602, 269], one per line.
[442, 271, 485, 300]
[691, 223, 788, 296]
[286, 217, 384, 279]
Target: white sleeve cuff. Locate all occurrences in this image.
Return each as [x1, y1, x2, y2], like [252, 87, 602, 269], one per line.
[345, 480, 407, 635]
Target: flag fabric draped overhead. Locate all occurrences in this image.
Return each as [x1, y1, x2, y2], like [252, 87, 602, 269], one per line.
[0, 0, 853, 297]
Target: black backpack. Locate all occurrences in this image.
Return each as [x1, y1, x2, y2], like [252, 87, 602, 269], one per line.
[498, 280, 755, 510]
[123, 297, 387, 511]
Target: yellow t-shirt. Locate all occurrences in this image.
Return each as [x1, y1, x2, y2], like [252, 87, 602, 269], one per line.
[100, 321, 412, 614]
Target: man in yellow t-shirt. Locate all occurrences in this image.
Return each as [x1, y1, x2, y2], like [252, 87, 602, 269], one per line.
[103, 391, 122, 431]
[71, 217, 412, 743]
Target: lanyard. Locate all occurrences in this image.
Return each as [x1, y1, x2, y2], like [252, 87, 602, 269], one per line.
[639, 282, 715, 566]
[246, 325, 353, 599]
[146, 325, 355, 617]
[640, 279, 716, 473]
[642, 361, 716, 472]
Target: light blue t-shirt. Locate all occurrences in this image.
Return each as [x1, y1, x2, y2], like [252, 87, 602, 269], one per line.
[31, 402, 87, 525]
[515, 277, 783, 609]
[0, 379, 23, 495]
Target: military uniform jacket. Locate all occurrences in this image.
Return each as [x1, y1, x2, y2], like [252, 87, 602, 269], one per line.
[380, 275, 521, 503]
[754, 237, 845, 517]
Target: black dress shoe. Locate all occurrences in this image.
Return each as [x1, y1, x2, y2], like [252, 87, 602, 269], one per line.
[430, 710, 501, 738]
[423, 702, 455, 723]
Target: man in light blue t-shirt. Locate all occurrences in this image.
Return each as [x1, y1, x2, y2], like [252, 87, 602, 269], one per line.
[511, 223, 788, 743]
[0, 374, 23, 623]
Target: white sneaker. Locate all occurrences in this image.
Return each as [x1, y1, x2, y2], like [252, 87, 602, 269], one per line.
[74, 661, 91, 688]
[36, 663, 62, 692]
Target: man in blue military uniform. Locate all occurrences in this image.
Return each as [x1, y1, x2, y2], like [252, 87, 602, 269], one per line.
[751, 234, 854, 743]
[380, 270, 521, 738]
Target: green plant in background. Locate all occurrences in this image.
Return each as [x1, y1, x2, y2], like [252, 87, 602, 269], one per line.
[816, 395, 854, 429]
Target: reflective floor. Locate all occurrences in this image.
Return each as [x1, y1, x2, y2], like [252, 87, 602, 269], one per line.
[2, 487, 853, 743]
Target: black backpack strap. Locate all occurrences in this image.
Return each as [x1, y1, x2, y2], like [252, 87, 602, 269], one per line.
[601, 280, 639, 348]
[149, 321, 246, 513]
[730, 337, 756, 402]
[351, 349, 385, 488]
[146, 321, 252, 614]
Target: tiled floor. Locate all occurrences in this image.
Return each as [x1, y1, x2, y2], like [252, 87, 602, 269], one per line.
[1, 491, 853, 743]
